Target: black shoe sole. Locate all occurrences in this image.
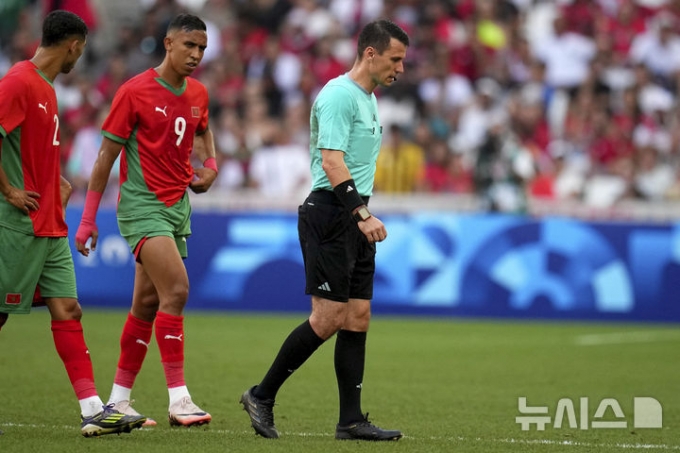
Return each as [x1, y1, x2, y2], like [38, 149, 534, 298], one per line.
[239, 389, 279, 439]
[82, 418, 146, 438]
[335, 432, 403, 441]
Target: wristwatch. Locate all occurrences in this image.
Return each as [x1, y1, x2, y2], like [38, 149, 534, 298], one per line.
[353, 205, 372, 222]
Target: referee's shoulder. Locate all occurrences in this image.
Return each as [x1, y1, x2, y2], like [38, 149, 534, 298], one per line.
[319, 80, 356, 102]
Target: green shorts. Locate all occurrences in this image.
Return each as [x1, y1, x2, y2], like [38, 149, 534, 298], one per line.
[117, 194, 192, 259]
[0, 227, 77, 314]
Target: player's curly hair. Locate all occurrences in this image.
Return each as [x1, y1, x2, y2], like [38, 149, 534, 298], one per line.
[357, 19, 409, 58]
[40, 10, 88, 47]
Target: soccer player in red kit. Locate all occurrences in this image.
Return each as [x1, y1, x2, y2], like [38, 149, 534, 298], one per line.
[75, 13, 218, 427]
[0, 10, 146, 437]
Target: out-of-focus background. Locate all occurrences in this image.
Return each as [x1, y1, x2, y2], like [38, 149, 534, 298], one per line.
[4, 0, 680, 321]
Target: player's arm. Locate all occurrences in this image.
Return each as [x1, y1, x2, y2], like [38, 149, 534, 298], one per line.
[321, 149, 386, 243]
[59, 175, 72, 211]
[189, 127, 218, 194]
[87, 137, 122, 193]
[0, 137, 40, 214]
[59, 175, 72, 220]
[75, 137, 122, 256]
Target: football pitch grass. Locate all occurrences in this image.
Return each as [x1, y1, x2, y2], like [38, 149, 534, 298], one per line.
[0, 309, 677, 453]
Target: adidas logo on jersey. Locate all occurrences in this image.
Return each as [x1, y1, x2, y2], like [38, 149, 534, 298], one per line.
[317, 282, 331, 291]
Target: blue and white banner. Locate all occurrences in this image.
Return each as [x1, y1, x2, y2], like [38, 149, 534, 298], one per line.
[66, 208, 680, 322]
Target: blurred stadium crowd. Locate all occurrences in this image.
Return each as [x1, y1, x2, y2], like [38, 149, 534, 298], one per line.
[4, 0, 680, 213]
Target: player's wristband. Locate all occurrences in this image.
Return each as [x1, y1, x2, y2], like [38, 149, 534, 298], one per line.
[81, 190, 103, 224]
[333, 178, 364, 212]
[203, 157, 218, 173]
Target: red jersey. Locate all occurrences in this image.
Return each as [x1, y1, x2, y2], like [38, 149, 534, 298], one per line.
[102, 69, 209, 214]
[0, 61, 66, 237]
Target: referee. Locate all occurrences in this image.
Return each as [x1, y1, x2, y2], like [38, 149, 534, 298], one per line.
[241, 19, 409, 441]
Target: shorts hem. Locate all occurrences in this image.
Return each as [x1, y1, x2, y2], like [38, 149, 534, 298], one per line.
[0, 308, 31, 314]
[307, 289, 349, 302]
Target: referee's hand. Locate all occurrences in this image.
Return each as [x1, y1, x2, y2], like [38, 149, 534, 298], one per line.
[357, 216, 387, 243]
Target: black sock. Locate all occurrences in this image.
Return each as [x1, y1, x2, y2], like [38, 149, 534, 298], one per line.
[335, 329, 367, 425]
[254, 319, 325, 400]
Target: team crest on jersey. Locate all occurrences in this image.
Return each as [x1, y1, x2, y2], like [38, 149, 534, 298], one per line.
[191, 107, 200, 118]
[5, 293, 21, 305]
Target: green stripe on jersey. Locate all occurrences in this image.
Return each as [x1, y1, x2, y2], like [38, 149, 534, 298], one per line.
[0, 127, 34, 234]
[116, 126, 167, 218]
[102, 130, 126, 145]
[154, 77, 187, 96]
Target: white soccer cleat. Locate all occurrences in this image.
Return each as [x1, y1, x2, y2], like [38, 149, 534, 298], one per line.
[168, 396, 212, 427]
[112, 400, 157, 427]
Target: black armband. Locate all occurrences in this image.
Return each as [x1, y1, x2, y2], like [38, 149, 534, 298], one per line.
[333, 178, 365, 212]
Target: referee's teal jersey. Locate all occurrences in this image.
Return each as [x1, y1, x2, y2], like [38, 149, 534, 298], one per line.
[309, 74, 382, 196]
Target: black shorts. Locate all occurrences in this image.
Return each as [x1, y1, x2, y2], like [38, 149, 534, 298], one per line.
[298, 190, 375, 302]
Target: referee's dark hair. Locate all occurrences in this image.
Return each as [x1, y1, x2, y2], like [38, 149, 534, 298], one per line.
[41, 10, 88, 47]
[357, 19, 409, 58]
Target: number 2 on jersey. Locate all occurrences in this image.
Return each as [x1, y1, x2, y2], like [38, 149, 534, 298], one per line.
[175, 117, 186, 146]
[52, 114, 59, 146]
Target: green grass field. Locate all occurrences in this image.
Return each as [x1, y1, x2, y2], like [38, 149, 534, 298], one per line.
[0, 309, 677, 452]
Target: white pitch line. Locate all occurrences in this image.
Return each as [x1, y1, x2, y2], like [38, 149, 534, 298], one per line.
[1, 422, 678, 450]
[575, 330, 680, 346]
[449, 436, 680, 451]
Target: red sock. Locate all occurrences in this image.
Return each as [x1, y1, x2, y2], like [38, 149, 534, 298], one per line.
[155, 311, 185, 388]
[51, 320, 98, 399]
[114, 312, 154, 388]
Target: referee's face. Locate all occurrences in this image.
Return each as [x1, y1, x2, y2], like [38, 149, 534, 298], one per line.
[370, 38, 407, 88]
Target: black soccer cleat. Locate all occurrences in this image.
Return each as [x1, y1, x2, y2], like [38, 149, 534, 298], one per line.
[335, 414, 402, 441]
[239, 386, 279, 439]
[80, 404, 146, 437]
